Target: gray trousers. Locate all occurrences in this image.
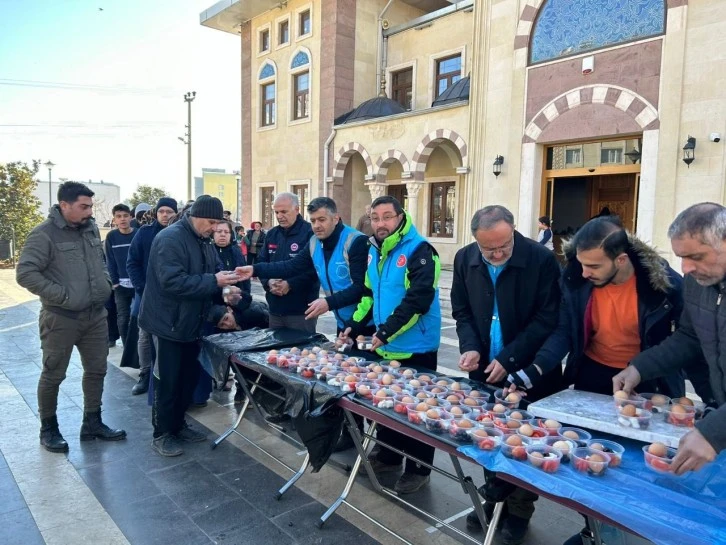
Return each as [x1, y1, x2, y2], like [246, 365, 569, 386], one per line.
[268, 314, 317, 333]
[38, 307, 108, 419]
[137, 327, 153, 372]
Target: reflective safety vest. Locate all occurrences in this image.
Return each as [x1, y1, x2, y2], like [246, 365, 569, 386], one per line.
[310, 225, 367, 329]
[366, 226, 441, 357]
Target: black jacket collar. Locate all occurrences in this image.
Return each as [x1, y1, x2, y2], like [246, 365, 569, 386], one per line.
[321, 222, 345, 251]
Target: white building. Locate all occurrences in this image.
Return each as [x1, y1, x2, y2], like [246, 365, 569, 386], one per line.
[35, 180, 121, 227]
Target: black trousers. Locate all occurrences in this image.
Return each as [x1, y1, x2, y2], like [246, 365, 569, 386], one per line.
[574, 354, 624, 395]
[152, 336, 201, 438]
[375, 351, 437, 476]
[113, 286, 135, 343]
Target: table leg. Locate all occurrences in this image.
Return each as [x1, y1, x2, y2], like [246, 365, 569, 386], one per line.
[449, 455, 489, 541]
[318, 412, 379, 527]
[483, 502, 505, 545]
[210, 369, 262, 449]
[586, 516, 604, 545]
[276, 451, 310, 500]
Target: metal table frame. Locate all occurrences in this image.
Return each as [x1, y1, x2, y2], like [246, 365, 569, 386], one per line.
[211, 355, 638, 545]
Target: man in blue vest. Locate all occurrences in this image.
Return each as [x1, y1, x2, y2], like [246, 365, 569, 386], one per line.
[236, 196, 372, 334]
[342, 195, 442, 494]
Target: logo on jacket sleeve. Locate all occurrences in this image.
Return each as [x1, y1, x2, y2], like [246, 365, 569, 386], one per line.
[290, 243, 299, 252]
[396, 254, 407, 267]
[367, 253, 373, 265]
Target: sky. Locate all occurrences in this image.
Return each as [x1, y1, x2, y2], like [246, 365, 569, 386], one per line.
[0, 0, 241, 201]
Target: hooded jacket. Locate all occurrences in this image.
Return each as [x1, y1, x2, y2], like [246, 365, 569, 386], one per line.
[631, 275, 725, 453]
[17, 206, 111, 314]
[521, 233, 708, 398]
[126, 220, 165, 295]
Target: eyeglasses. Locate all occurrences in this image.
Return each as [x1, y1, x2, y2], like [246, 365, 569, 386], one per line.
[478, 235, 514, 256]
[370, 213, 401, 224]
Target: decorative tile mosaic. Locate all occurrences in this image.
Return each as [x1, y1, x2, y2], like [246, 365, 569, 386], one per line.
[259, 62, 275, 80]
[291, 51, 309, 69]
[530, 0, 665, 64]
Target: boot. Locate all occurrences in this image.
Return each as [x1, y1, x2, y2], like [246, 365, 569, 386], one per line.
[80, 411, 127, 441]
[132, 370, 150, 395]
[40, 416, 69, 453]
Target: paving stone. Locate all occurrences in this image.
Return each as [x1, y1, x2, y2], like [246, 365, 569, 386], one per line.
[0, 506, 45, 545]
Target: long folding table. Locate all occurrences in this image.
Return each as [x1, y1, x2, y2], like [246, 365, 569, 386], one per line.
[209, 350, 684, 545]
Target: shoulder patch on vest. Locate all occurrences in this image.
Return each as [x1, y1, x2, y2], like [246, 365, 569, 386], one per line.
[396, 254, 407, 267]
[367, 253, 373, 265]
[290, 242, 299, 251]
[420, 258, 426, 265]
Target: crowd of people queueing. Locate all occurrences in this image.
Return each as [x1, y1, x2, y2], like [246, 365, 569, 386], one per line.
[14, 179, 726, 545]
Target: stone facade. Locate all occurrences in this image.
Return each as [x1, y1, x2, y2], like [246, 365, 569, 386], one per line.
[205, 0, 725, 266]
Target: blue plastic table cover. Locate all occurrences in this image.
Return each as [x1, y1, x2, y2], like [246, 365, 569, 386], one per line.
[458, 431, 726, 545]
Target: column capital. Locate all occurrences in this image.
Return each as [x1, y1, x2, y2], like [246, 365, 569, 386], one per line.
[365, 182, 388, 199]
[404, 181, 425, 198]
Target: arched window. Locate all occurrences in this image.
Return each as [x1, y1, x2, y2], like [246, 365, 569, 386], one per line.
[530, 0, 666, 64]
[258, 62, 277, 128]
[290, 48, 311, 121]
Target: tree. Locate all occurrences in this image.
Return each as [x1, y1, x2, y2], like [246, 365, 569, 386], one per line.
[129, 185, 169, 208]
[0, 161, 44, 258]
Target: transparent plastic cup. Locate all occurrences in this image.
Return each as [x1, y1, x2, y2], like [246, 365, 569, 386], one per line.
[642, 444, 677, 474]
[586, 439, 625, 468]
[571, 447, 612, 477]
[526, 444, 562, 473]
[469, 427, 504, 451]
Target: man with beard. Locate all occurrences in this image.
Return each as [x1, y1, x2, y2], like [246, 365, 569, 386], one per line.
[17, 181, 126, 452]
[126, 197, 177, 394]
[341, 196, 441, 494]
[614, 202, 725, 476]
[503, 215, 711, 545]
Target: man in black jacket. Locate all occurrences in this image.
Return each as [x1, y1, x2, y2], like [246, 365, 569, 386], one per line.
[451, 205, 561, 544]
[256, 192, 319, 332]
[615, 202, 725, 475]
[139, 196, 240, 457]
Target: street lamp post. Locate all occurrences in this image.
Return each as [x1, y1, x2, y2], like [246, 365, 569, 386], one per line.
[43, 160, 55, 212]
[178, 91, 196, 201]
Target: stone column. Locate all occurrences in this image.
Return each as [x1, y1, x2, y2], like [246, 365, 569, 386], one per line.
[517, 142, 544, 238]
[405, 181, 425, 226]
[636, 129, 660, 244]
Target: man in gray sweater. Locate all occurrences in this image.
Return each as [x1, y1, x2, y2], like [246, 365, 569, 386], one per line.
[614, 202, 724, 475]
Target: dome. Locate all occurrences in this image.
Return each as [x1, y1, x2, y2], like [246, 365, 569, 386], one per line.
[336, 96, 407, 125]
[431, 76, 469, 107]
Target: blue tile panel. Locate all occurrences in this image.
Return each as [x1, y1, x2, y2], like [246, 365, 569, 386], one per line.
[291, 51, 309, 69]
[530, 0, 665, 64]
[259, 62, 275, 80]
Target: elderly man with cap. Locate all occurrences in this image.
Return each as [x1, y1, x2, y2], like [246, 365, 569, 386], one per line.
[139, 195, 241, 457]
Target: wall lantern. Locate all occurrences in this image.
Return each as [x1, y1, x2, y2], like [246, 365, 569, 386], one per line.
[682, 136, 696, 167]
[493, 155, 504, 177]
[624, 148, 641, 164]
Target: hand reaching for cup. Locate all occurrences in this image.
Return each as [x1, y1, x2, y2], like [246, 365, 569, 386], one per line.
[234, 266, 254, 281]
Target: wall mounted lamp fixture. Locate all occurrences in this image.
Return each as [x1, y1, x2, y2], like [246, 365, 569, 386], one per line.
[493, 155, 504, 177]
[682, 136, 696, 167]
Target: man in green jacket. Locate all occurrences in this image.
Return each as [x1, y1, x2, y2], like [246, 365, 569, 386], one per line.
[17, 182, 126, 453]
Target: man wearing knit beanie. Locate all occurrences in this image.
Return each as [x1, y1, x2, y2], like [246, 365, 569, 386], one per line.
[156, 197, 178, 215]
[139, 195, 238, 456]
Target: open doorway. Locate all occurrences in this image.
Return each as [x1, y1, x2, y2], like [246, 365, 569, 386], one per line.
[546, 173, 639, 254]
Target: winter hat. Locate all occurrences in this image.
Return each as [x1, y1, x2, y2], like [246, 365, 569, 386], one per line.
[156, 197, 178, 213]
[209, 305, 228, 325]
[135, 203, 152, 214]
[190, 195, 224, 220]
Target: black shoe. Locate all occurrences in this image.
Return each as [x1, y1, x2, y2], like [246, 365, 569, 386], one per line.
[265, 413, 291, 424]
[132, 371, 150, 395]
[466, 502, 505, 531]
[40, 416, 69, 453]
[175, 423, 207, 443]
[152, 434, 183, 457]
[80, 411, 127, 441]
[501, 514, 529, 545]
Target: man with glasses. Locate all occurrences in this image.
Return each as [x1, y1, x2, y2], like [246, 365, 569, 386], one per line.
[451, 205, 561, 544]
[342, 195, 441, 494]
